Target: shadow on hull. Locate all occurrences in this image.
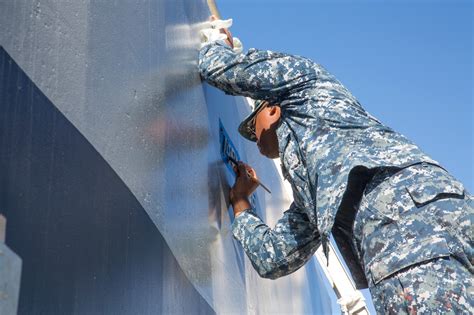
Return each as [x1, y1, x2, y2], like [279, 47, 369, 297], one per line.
[0, 47, 214, 315]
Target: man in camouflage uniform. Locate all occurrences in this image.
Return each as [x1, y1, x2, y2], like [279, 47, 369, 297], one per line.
[199, 18, 473, 314]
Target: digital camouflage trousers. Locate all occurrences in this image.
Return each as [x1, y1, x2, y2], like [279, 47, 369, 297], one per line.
[353, 163, 473, 314]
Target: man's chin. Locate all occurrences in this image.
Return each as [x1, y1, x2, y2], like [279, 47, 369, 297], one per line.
[264, 151, 279, 159]
[259, 147, 279, 159]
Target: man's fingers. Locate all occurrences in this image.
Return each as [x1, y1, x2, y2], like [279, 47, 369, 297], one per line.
[248, 168, 257, 179]
[238, 162, 251, 175]
[236, 162, 246, 177]
[236, 162, 258, 182]
[235, 162, 246, 175]
[243, 164, 256, 177]
[231, 162, 260, 199]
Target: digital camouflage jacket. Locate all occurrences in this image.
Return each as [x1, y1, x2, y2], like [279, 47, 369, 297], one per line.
[198, 41, 439, 286]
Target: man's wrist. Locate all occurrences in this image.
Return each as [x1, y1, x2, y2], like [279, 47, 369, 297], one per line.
[231, 196, 251, 217]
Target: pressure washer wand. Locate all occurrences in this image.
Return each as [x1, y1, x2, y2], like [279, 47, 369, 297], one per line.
[227, 156, 272, 194]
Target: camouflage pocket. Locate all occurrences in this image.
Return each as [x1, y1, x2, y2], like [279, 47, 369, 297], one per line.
[360, 165, 469, 286]
[404, 166, 465, 208]
[367, 236, 451, 285]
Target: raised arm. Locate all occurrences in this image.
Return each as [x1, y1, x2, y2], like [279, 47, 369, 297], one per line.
[198, 40, 318, 105]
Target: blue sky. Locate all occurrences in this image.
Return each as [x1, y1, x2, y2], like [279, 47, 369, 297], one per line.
[217, 0, 473, 191]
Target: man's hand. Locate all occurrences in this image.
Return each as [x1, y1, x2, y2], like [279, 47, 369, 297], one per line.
[210, 15, 234, 48]
[230, 162, 259, 217]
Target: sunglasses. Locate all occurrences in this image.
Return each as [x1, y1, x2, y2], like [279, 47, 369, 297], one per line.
[248, 102, 269, 140]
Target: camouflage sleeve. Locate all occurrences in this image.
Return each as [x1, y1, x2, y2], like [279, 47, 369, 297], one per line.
[231, 203, 320, 279]
[198, 41, 318, 104]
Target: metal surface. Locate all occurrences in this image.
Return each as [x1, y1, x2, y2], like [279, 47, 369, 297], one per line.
[0, 215, 5, 243]
[0, 243, 22, 315]
[0, 46, 213, 314]
[0, 0, 339, 313]
[0, 216, 22, 315]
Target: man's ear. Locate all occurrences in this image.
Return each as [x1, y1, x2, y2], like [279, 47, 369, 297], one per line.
[268, 105, 281, 119]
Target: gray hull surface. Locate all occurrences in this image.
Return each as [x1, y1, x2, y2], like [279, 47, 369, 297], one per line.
[0, 1, 337, 314]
